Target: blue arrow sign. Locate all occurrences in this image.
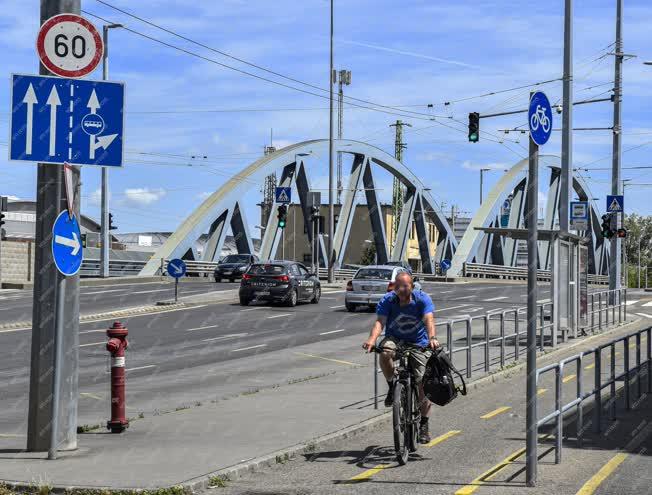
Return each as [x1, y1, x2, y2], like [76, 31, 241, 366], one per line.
[440, 259, 451, 272]
[52, 211, 83, 276]
[167, 259, 187, 279]
[528, 92, 553, 146]
[606, 195, 624, 213]
[9, 74, 125, 167]
[275, 187, 291, 203]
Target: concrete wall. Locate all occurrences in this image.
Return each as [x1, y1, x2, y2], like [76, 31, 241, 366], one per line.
[1, 238, 34, 283]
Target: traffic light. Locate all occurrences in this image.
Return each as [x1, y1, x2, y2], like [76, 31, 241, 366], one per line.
[109, 213, 117, 231]
[310, 205, 320, 221]
[600, 214, 613, 238]
[616, 228, 627, 238]
[81, 233, 87, 248]
[277, 205, 288, 228]
[0, 212, 4, 228]
[468, 112, 480, 143]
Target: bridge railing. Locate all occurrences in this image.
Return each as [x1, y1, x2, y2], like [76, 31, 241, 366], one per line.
[463, 262, 610, 285]
[80, 258, 147, 277]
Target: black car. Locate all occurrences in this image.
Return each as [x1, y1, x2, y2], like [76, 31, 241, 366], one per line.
[239, 261, 321, 307]
[214, 254, 259, 282]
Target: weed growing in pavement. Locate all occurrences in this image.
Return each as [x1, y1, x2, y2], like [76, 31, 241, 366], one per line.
[275, 453, 290, 464]
[207, 475, 229, 488]
[77, 424, 102, 433]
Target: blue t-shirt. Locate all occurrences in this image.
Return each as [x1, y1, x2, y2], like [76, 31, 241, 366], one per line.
[376, 290, 435, 347]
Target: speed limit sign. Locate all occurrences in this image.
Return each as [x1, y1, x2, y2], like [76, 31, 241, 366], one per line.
[36, 14, 104, 78]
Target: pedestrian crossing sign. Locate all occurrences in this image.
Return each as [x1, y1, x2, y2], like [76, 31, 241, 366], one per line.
[275, 187, 291, 203]
[606, 195, 624, 213]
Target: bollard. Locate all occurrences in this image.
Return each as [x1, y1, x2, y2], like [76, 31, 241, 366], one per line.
[106, 321, 129, 433]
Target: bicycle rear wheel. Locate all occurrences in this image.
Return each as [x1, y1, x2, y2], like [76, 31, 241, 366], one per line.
[392, 381, 409, 465]
[406, 383, 420, 453]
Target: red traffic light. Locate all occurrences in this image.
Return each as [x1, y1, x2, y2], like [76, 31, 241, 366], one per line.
[616, 228, 627, 238]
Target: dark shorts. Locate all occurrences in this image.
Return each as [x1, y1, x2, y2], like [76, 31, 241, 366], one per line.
[379, 336, 432, 382]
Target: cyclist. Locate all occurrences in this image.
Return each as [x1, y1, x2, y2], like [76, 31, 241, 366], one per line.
[362, 270, 440, 443]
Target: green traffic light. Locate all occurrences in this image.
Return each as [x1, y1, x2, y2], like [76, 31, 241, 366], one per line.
[279, 220, 286, 228]
[469, 133, 478, 142]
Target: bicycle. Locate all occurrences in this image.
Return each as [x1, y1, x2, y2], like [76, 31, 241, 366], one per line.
[371, 343, 424, 465]
[530, 104, 551, 133]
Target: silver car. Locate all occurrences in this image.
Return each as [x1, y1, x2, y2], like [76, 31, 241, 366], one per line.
[344, 265, 421, 312]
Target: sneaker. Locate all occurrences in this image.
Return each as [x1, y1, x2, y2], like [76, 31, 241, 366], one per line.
[418, 421, 431, 444]
[384, 386, 394, 407]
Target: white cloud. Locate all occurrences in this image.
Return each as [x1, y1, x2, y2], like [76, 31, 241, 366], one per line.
[122, 188, 167, 206]
[89, 188, 103, 206]
[198, 191, 212, 200]
[461, 161, 510, 171]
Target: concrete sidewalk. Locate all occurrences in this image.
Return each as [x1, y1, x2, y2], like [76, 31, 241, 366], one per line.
[0, 317, 643, 491]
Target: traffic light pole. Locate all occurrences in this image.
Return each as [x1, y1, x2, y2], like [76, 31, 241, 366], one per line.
[28, 0, 81, 453]
[559, 0, 573, 233]
[610, 0, 623, 295]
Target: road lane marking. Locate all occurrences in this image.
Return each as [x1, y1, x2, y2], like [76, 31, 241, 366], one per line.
[484, 296, 509, 301]
[322, 290, 345, 294]
[231, 344, 266, 353]
[634, 312, 652, 319]
[320, 329, 346, 335]
[455, 447, 526, 495]
[480, 406, 512, 419]
[456, 295, 475, 300]
[348, 464, 391, 482]
[80, 329, 106, 334]
[625, 300, 639, 306]
[575, 453, 628, 495]
[186, 325, 219, 332]
[425, 429, 461, 448]
[131, 289, 171, 295]
[642, 301, 652, 307]
[0, 327, 32, 334]
[563, 374, 577, 383]
[537, 388, 548, 396]
[79, 304, 210, 323]
[434, 304, 470, 313]
[439, 290, 454, 294]
[467, 307, 483, 313]
[585, 363, 596, 370]
[203, 333, 248, 342]
[79, 341, 105, 348]
[83, 289, 128, 295]
[0, 433, 25, 438]
[80, 392, 102, 400]
[266, 313, 291, 319]
[240, 307, 264, 312]
[329, 305, 345, 309]
[294, 352, 358, 366]
[127, 365, 157, 372]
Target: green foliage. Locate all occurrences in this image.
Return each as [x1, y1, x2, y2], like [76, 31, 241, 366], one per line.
[623, 214, 652, 288]
[207, 476, 229, 488]
[360, 243, 376, 265]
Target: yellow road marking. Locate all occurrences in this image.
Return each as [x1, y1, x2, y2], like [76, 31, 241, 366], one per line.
[563, 374, 577, 383]
[348, 464, 391, 482]
[455, 447, 526, 495]
[293, 352, 359, 367]
[575, 453, 628, 495]
[480, 406, 511, 419]
[426, 429, 462, 448]
[537, 388, 548, 396]
[0, 433, 24, 438]
[585, 363, 595, 370]
[80, 392, 102, 400]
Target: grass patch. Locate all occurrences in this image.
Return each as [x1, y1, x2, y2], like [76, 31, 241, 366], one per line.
[207, 475, 229, 488]
[77, 424, 102, 433]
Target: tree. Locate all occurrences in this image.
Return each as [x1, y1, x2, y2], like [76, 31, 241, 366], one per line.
[623, 213, 652, 287]
[360, 243, 376, 265]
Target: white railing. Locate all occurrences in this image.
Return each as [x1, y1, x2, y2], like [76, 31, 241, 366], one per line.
[464, 262, 609, 285]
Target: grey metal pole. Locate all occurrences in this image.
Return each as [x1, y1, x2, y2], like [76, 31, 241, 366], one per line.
[525, 112, 539, 487]
[327, 0, 335, 283]
[559, 0, 573, 233]
[609, 0, 624, 293]
[638, 236, 641, 288]
[28, 0, 81, 453]
[48, 276, 65, 460]
[100, 26, 110, 278]
[480, 169, 484, 205]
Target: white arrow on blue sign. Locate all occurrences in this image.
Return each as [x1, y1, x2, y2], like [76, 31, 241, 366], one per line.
[51, 211, 83, 276]
[9, 74, 125, 167]
[167, 259, 187, 279]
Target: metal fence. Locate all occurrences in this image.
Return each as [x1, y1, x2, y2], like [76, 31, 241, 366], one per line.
[464, 262, 610, 285]
[587, 288, 627, 333]
[80, 258, 147, 277]
[535, 325, 651, 465]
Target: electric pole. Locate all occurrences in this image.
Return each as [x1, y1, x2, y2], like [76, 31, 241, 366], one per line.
[336, 69, 351, 204]
[610, 0, 623, 293]
[327, 0, 335, 283]
[559, 0, 574, 233]
[261, 129, 277, 228]
[480, 168, 490, 205]
[28, 0, 81, 453]
[390, 120, 411, 242]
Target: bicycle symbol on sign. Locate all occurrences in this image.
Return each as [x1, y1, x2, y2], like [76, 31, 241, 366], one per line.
[530, 104, 551, 133]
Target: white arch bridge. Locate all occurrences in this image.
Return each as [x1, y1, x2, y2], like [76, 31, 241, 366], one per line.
[139, 140, 608, 277]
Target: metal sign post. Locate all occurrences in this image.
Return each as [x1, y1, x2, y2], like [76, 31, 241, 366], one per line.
[526, 91, 553, 486]
[167, 258, 187, 303]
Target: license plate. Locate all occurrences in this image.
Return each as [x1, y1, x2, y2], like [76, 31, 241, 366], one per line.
[362, 285, 374, 291]
[255, 291, 270, 296]
[223, 271, 232, 275]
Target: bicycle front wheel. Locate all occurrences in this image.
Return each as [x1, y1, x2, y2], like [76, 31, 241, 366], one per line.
[392, 381, 409, 465]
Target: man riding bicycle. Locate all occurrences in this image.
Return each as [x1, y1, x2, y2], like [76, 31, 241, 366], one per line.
[363, 270, 440, 444]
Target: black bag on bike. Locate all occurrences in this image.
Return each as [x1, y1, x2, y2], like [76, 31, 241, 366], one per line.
[423, 347, 467, 406]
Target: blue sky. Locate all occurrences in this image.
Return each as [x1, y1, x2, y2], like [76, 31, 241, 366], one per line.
[1, 0, 651, 235]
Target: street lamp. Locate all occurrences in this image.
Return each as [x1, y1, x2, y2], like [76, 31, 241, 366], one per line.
[100, 23, 124, 278]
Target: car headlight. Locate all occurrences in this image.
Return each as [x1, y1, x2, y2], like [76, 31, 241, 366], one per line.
[238, 266, 247, 272]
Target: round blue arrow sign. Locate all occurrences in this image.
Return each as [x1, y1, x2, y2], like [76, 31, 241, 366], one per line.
[440, 259, 452, 271]
[168, 258, 187, 279]
[51, 211, 83, 276]
[528, 92, 553, 146]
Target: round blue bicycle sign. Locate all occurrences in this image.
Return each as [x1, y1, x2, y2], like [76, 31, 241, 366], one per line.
[528, 92, 553, 146]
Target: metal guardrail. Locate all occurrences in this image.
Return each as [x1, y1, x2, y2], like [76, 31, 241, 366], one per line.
[587, 288, 627, 332]
[535, 325, 651, 465]
[80, 259, 147, 277]
[463, 262, 610, 285]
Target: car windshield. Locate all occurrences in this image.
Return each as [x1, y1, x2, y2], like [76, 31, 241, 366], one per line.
[221, 255, 250, 263]
[248, 264, 287, 275]
[354, 268, 393, 280]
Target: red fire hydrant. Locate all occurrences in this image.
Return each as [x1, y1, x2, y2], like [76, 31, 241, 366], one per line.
[106, 321, 129, 433]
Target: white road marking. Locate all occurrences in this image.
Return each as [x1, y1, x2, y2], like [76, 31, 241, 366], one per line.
[329, 305, 345, 309]
[80, 329, 106, 334]
[83, 289, 128, 295]
[131, 289, 171, 295]
[641, 301, 652, 307]
[186, 325, 219, 332]
[626, 300, 639, 306]
[203, 333, 248, 342]
[320, 329, 346, 335]
[231, 344, 266, 352]
[634, 312, 652, 319]
[79, 341, 105, 348]
[467, 307, 483, 313]
[0, 327, 31, 334]
[126, 365, 157, 372]
[79, 304, 210, 324]
[435, 304, 470, 313]
[438, 290, 454, 294]
[240, 307, 264, 312]
[456, 295, 475, 300]
[322, 290, 346, 294]
[266, 313, 291, 319]
[485, 296, 509, 301]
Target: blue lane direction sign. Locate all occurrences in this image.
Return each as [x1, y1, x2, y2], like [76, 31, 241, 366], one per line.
[167, 259, 187, 279]
[52, 211, 83, 276]
[528, 92, 553, 146]
[440, 259, 451, 272]
[606, 195, 624, 213]
[9, 74, 125, 167]
[275, 187, 291, 204]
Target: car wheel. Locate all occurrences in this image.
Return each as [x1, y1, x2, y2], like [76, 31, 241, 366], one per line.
[286, 289, 298, 307]
[345, 301, 357, 312]
[310, 286, 321, 304]
[239, 297, 250, 306]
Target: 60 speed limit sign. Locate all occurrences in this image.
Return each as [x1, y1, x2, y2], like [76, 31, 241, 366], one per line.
[37, 14, 103, 78]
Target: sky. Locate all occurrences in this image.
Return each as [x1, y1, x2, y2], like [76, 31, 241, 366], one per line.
[1, 0, 651, 237]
